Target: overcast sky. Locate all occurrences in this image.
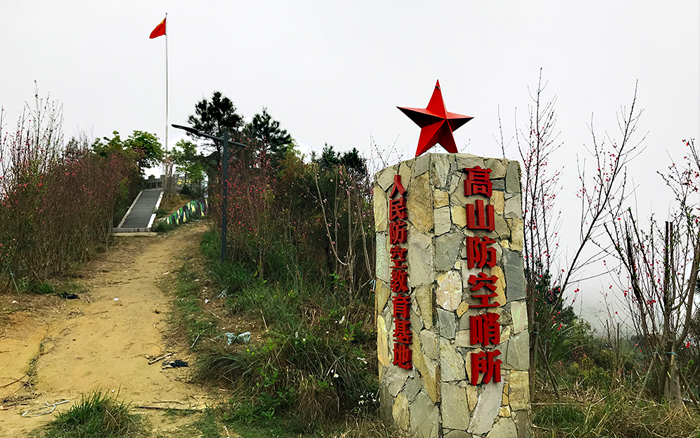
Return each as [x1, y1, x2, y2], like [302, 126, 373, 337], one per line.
[1, 1, 698, 328]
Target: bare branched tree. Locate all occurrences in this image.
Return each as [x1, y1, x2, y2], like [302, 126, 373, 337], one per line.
[516, 73, 644, 396]
[313, 162, 374, 302]
[605, 138, 700, 406]
[552, 83, 644, 311]
[515, 70, 564, 395]
[518, 70, 563, 314]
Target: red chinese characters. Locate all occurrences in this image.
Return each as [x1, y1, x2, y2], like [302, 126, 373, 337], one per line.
[468, 272, 499, 308]
[465, 167, 494, 231]
[466, 199, 494, 231]
[464, 166, 503, 385]
[464, 166, 492, 197]
[390, 175, 412, 369]
[471, 350, 502, 385]
[466, 236, 497, 269]
[469, 313, 501, 346]
[389, 175, 408, 245]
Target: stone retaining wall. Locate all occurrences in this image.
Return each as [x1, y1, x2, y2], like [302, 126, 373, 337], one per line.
[374, 153, 531, 438]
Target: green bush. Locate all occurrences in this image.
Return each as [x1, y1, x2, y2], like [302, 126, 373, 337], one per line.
[151, 220, 176, 233]
[200, 230, 221, 260]
[194, 225, 379, 429]
[533, 404, 585, 431]
[190, 144, 380, 431]
[32, 282, 55, 295]
[37, 392, 146, 438]
[206, 260, 256, 297]
[195, 329, 377, 429]
[154, 207, 168, 219]
[226, 282, 300, 330]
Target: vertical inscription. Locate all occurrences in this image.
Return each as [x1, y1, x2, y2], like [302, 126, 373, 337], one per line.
[464, 166, 502, 385]
[389, 175, 412, 370]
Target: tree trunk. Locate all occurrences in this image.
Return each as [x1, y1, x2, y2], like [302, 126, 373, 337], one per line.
[664, 349, 683, 407]
[529, 322, 539, 397]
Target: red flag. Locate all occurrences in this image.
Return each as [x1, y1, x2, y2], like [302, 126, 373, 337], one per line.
[149, 18, 166, 39]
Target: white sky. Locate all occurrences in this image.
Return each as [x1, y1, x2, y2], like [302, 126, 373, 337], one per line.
[1, 1, 699, 329]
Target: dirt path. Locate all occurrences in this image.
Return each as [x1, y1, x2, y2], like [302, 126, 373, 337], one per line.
[0, 224, 210, 437]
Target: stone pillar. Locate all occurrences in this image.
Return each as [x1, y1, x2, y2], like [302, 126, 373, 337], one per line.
[374, 153, 531, 438]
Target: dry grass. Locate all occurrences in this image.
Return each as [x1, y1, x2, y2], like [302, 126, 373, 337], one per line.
[159, 194, 193, 215]
[533, 384, 700, 438]
[327, 416, 409, 438]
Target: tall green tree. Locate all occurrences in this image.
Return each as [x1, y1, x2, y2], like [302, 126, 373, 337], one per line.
[187, 91, 244, 168]
[244, 107, 293, 163]
[92, 131, 130, 158]
[92, 130, 163, 172]
[313, 144, 367, 176]
[170, 139, 205, 194]
[125, 130, 163, 169]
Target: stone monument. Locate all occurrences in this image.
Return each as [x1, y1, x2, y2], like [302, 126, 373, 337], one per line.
[374, 153, 531, 438]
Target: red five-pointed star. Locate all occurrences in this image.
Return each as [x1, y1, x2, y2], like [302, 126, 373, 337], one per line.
[398, 80, 473, 157]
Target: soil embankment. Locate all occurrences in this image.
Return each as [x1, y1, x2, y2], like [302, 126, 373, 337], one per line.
[0, 224, 209, 437]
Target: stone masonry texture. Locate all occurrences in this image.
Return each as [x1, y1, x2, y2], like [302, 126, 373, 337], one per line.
[375, 153, 531, 438]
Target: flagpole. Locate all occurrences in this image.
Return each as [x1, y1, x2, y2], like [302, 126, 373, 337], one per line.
[165, 12, 168, 155]
[165, 13, 170, 195]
